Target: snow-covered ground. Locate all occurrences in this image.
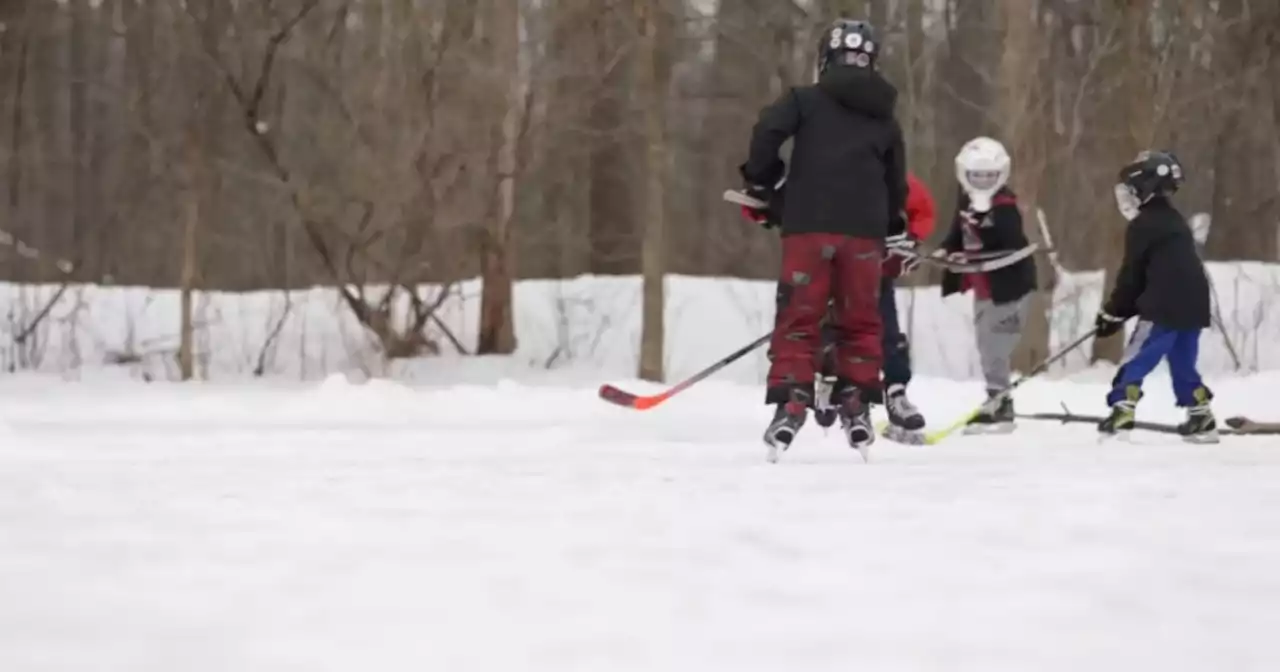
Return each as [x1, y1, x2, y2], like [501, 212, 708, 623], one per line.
[3, 370, 1280, 671]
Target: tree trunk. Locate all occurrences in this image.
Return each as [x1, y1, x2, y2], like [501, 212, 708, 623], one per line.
[588, 4, 635, 276]
[2, 0, 30, 245]
[179, 133, 201, 381]
[997, 0, 1053, 372]
[477, 0, 519, 355]
[636, 0, 666, 382]
[68, 0, 96, 280]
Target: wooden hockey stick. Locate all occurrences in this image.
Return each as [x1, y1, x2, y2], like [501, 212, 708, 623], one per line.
[1019, 409, 1280, 436]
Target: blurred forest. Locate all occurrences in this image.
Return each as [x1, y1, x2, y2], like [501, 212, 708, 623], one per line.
[0, 0, 1277, 378]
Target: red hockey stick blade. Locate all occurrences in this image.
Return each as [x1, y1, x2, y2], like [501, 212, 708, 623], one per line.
[598, 384, 668, 410]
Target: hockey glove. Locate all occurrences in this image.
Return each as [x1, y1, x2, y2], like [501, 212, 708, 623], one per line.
[1094, 310, 1127, 338]
[883, 232, 921, 277]
[739, 183, 778, 229]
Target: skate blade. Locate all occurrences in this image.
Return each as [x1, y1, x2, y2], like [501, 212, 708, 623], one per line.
[763, 428, 794, 464]
[1182, 431, 1221, 445]
[844, 428, 874, 462]
[1097, 429, 1132, 444]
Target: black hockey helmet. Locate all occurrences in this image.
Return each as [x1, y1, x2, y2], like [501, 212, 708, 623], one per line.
[817, 19, 878, 75]
[1118, 150, 1184, 203]
[1113, 150, 1183, 220]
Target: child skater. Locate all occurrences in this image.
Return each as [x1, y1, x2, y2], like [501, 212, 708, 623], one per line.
[737, 18, 906, 460]
[939, 137, 1038, 433]
[1095, 150, 1218, 443]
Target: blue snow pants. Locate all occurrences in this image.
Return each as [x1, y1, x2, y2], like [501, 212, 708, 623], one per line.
[1106, 320, 1212, 407]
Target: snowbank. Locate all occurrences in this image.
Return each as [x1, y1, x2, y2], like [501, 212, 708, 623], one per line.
[2, 263, 1279, 383]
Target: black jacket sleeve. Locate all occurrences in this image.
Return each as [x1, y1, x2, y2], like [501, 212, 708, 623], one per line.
[942, 211, 963, 252]
[1105, 221, 1151, 318]
[989, 202, 1030, 252]
[884, 121, 908, 235]
[739, 90, 802, 188]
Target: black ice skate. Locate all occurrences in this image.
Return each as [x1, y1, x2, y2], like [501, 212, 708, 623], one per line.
[964, 391, 1016, 435]
[1178, 401, 1219, 445]
[764, 392, 809, 463]
[812, 375, 839, 430]
[1097, 385, 1139, 441]
[837, 390, 875, 461]
[882, 383, 926, 445]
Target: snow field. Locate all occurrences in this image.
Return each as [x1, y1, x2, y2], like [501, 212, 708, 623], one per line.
[5, 262, 1280, 382]
[3, 373, 1280, 671]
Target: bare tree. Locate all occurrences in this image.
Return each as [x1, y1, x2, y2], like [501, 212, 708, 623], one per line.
[476, 0, 522, 355]
[636, 0, 669, 382]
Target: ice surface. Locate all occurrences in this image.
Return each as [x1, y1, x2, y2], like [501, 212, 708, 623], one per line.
[3, 373, 1280, 671]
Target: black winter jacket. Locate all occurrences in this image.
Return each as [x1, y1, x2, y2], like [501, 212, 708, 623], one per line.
[739, 67, 907, 239]
[940, 188, 1038, 305]
[1104, 197, 1211, 330]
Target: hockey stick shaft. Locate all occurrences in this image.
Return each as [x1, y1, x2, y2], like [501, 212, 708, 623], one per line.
[726, 188, 1042, 274]
[924, 328, 1099, 444]
[598, 332, 772, 410]
[905, 245, 1040, 274]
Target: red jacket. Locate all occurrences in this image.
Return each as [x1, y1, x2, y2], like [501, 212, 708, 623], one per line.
[883, 172, 936, 278]
[905, 172, 936, 240]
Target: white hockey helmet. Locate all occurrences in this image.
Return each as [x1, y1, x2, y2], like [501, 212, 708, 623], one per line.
[955, 137, 1011, 212]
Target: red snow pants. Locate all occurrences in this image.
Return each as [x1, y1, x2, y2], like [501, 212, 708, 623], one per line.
[766, 234, 883, 405]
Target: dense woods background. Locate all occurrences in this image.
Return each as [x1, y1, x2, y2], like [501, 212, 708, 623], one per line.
[0, 0, 1277, 380]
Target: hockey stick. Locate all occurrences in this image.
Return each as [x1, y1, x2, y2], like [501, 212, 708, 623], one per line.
[923, 328, 1100, 445]
[598, 332, 772, 410]
[722, 189, 768, 209]
[905, 245, 1040, 274]
[725, 188, 1041, 275]
[1019, 406, 1280, 436]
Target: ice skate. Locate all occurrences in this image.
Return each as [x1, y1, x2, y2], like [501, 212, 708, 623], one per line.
[763, 394, 809, 463]
[1178, 402, 1219, 445]
[1098, 385, 1139, 442]
[882, 383, 926, 444]
[964, 391, 1016, 435]
[813, 375, 839, 431]
[837, 391, 875, 461]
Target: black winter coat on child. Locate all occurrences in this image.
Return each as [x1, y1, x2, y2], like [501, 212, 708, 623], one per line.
[940, 188, 1038, 305]
[739, 67, 908, 240]
[1103, 196, 1211, 330]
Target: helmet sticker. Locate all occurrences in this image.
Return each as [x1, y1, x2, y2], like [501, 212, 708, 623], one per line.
[844, 33, 863, 50]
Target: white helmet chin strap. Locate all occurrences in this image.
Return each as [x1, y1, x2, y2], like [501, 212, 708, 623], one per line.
[1114, 184, 1141, 221]
[966, 188, 996, 213]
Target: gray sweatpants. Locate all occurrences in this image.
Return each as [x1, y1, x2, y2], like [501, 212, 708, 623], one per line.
[973, 296, 1031, 391]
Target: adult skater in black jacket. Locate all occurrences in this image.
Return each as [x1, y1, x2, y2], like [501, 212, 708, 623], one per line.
[737, 18, 907, 460]
[1095, 150, 1217, 442]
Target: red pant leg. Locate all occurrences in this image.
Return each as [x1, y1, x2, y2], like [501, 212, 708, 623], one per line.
[766, 234, 837, 403]
[830, 237, 884, 390]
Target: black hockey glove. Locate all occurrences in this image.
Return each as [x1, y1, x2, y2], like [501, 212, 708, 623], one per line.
[1094, 310, 1126, 338]
[738, 183, 780, 230]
